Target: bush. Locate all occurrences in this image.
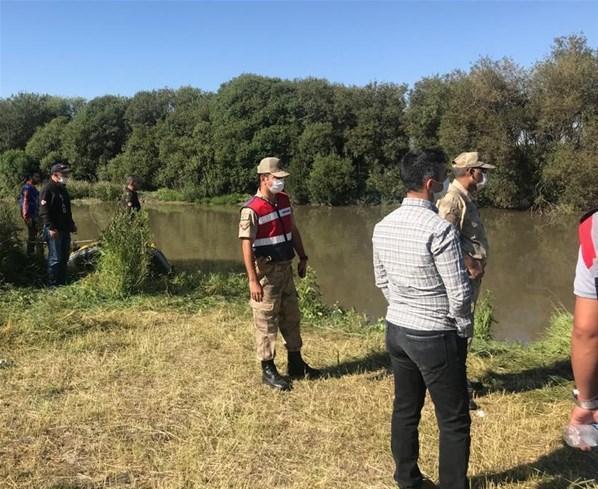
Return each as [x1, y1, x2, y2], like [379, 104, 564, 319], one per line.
[94, 210, 152, 296]
[153, 188, 186, 202]
[0, 150, 40, 197]
[91, 181, 122, 202]
[539, 143, 598, 210]
[474, 290, 495, 341]
[307, 154, 357, 205]
[0, 202, 29, 284]
[65, 180, 93, 199]
[365, 165, 405, 204]
[296, 268, 331, 321]
[65, 180, 122, 201]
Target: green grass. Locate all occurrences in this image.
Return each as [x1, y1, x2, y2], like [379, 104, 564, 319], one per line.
[474, 290, 495, 341]
[93, 209, 152, 297]
[146, 188, 250, 206]
[67, 180, 122, 201]
[0, 267, 595, 488]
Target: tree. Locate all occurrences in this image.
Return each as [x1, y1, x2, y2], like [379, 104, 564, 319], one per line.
[155, 87, 212, 190]
[125, 89, 175, 127]
[308, 154, 357, 205]
[0, 93, 75, 152]
[25, 116, 69, 171]
[405, 75, 453, 149]
[103, 125, 161, 188]
[531, 35, 598, 209]
[344, 83, 409, 197]
[210, 75, 300, 194]
[0, 149, 40, 196]
[287, 122, 337, 203]
[62, 95, 129, 180]
[438, 59, 535, 208]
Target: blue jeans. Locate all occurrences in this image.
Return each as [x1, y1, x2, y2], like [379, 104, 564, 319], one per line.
[386, 322, 471, 489]
[43, 225, 71, 286]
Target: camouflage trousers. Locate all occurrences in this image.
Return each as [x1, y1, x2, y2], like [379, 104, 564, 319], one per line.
[250, 259, 302, 361]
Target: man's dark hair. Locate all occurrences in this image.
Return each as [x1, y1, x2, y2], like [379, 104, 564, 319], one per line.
[22, 171, 40, 183]
[399, 149, 447, 191]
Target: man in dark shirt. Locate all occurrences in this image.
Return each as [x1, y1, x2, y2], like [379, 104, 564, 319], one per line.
[19, 172, 42, 256]
[122, 176, 141, 212]
[39, 163, 77, 286]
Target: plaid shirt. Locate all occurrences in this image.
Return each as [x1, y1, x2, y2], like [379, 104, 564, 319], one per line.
[372, 197, 473, 337]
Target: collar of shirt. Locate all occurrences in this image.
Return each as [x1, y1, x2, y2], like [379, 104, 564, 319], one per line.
[256, 188, 278, 205]
[451, 180, 472, 200]
[401, 197, 438, 213]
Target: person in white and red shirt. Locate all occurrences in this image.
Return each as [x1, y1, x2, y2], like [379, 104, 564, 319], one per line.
[567, 207, 598, 450]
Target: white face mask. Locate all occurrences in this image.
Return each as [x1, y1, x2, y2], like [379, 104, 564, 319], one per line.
[433, 177, 450, 201]
[269, 178, 284, 194]
[476, 172, 488, 191]
[58, 176, 69, 185]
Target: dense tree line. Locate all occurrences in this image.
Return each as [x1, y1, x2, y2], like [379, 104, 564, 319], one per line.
[1, 35, 596, 209]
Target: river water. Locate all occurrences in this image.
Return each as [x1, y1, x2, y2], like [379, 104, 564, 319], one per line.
[72, 201, 578, 342]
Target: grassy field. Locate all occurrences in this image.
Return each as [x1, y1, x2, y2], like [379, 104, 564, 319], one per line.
[0, 272, 596, 489]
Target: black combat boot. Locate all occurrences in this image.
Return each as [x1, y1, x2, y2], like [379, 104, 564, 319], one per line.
[261, 360, 291, 391]
[287, 351, 321, 379]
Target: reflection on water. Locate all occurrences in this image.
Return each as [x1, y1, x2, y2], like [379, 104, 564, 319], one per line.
[72, 202, 578, 342]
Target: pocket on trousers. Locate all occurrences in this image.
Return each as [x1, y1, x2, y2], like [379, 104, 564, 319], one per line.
[249, 299, 275, 312]
[405, 333, 448, 372]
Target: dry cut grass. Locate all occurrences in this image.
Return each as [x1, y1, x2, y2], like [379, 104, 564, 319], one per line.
[0, 302, 597, 489]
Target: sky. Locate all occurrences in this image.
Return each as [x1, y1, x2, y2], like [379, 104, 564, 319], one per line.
[1, 0, 597, 99]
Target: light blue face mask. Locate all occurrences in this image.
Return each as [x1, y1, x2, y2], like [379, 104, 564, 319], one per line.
[270, 178, 284, 194]
[476, 172, 488, 191]
[433, 178, 450, 201]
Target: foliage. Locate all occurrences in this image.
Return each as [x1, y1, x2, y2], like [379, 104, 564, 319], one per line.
[94, 209, 152, 296]
[365, 164, 405, 204]
[1, 36, 597, 209]
[405, 75, 453, 150]
[531, 35, 598, 211]
[296, 268, 331, 321]
[308, 154, 357, 205]
[0, 202, 28, 284]
[62, 95, 130, 180]
[0, 93, 80, 152]
[0, 149, 40, 197]
[25, 116, 69, 171]
[66, 180, 122, 201]
[438, 59, 536, 209]
[103, 125, 161, 187]
[473, 290, 495, 341]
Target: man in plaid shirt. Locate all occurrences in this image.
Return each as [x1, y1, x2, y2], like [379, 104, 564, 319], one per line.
[372, 149, 473, 489]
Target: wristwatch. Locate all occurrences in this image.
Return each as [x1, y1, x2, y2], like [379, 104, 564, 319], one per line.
[573, 389, 598, 410]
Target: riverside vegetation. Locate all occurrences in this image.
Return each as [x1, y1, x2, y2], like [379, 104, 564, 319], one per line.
[0, 202, 596, 488]
[1, 35, 597, 211]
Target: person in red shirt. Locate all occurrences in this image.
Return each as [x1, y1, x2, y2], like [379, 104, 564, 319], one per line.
[567, 207, 598, 450]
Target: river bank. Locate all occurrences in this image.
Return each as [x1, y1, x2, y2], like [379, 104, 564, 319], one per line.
[0, 271, 595, 488]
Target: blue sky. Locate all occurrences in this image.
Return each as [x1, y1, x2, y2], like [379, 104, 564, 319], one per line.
[1, 1, 596, 99]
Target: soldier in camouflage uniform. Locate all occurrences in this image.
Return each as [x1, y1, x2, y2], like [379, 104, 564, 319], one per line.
[437, 152, 494, 305]
[437, 151, 495, 410]
[239, 157, 320, 391]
